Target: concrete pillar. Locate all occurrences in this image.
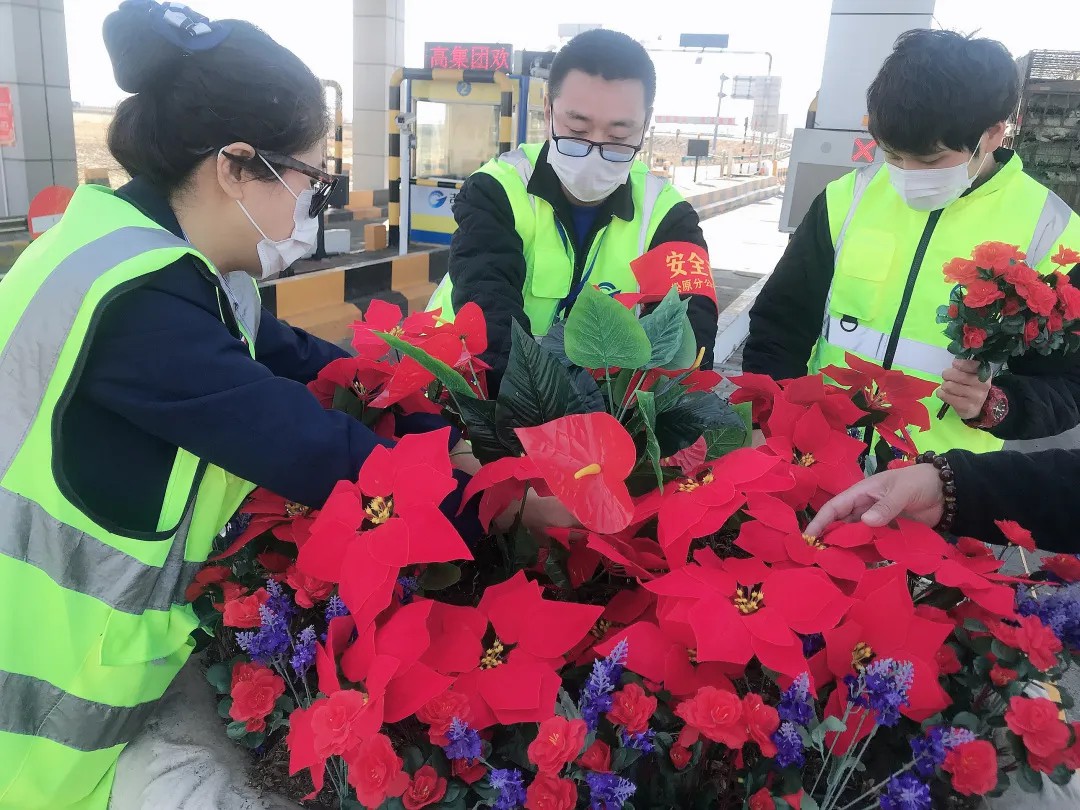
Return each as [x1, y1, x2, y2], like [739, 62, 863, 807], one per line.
[0, 0, 77, 217]
[352, 0, 404, 193]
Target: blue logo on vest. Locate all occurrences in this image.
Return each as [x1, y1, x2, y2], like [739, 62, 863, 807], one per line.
[428, 189, 449, 208]
[597, 281, 621, 296]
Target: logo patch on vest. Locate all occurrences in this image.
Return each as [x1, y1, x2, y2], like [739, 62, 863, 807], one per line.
[597, 281, 620, 296]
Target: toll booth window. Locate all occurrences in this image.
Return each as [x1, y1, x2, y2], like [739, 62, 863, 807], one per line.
[526, 108, 547, 144]
[416, 101, 500, 180]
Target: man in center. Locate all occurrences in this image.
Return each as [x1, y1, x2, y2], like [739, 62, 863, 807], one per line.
[429, 29, 719, 394]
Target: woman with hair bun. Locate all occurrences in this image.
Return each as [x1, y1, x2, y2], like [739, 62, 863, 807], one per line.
[0, 3, 506, 807]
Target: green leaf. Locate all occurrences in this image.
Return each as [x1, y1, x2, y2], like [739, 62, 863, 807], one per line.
[436, 796, 466, 810]
[963, 618, 988, 633]
[206, 662, 232, 694]
[655, 390, 737, 457]
[640, 286, 690, 369]
[635, 389, 663, 488]
[799, 797, 820, 810]
[217, 697, 234, 720]
[377, 330, 477, 400]
[563, 284, 652, 370]
[1049, 763, 1075, 786]
[951, 711, 979, 732]
[776, 766, 803, 796]
[403, 745, 425, 774]
[242, 730, 266, 749]
[226, 721, 249, 740]
[556, 688, 583, 721]
[544, 545, 573, 591]
[452, 397, 510, 464]
[991, 639, 1020, 665]
[419, 562, 461, 591]
[663, 315, 700, 371]
[1014, 762, 1044, 793]
[611, 746, 643, 772]
[275, 695, 295, 714]
[811, 715, 847, 747]
[443, 782, 466, 802]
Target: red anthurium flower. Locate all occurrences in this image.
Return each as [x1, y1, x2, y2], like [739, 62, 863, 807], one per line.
[516, 413, 637, 535]
[1052, 245, 1080, 267]
[763, 404, 865, 509]
[461, 455, 544, 531]
[821, 566, 951, 721]
[212, 489, 318, 560]
[994, 519, 1037, 552]
[297, 430, 471, 630]
[422, 573, 603, 729]
[736, 493, 866, 583]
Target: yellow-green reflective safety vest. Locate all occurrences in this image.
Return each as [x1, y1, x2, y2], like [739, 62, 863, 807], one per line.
[0, 185, 258, 808]
[428, 142, 685, 335]
[810, 154, 1080, 454]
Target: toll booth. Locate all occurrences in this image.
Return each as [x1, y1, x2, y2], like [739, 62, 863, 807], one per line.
[387, 47, 547, 252]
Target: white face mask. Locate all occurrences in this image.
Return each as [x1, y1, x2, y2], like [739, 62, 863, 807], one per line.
[886, 138, 991, 212]
[547, 142, 634, 204]
[229, 150, 319, 279]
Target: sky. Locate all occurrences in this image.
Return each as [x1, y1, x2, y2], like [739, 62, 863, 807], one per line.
[64, 0, 1079, 130]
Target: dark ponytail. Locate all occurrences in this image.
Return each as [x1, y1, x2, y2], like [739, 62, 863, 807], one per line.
[104, 1, 329, 192]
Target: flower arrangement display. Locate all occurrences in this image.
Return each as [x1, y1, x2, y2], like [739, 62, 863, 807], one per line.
[935, 242, 1080, 418]
[188, 294, 1080, 810]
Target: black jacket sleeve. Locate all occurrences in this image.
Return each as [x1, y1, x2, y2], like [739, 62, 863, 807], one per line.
[743, 192, 835, 380]
[988, 265, 1080, 440]
[649, 199, 718, 370]
[946, 447, 1080, 553]
[448, 173, 528, 393]
[254, 308, 349, 384]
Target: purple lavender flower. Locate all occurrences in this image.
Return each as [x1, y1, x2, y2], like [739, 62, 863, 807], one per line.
[619, 728, 656, 754]
[290, 626, 317, 678]
[844, 658, 913, 728]
[911, 726, 978, 777]
[236, 604, 291, 664]
[578, 639, 628, 731]
[397, 575, 420, 605]
[264, 579, 295, 620]
[324, 595, 348, 622]
[771, 721, 805, 768]
[444, 717, 482, 761]
[585, 772, 636, 810]
[879, 773, 931, 810]
[489, 768, 526, 810]
[1018, 584, 1080, 650]
[778, 672, 814, 727]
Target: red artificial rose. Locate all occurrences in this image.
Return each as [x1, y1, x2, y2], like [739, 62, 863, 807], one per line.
[1002, 296, 1023, 316]
[222, 587, 269, 628]
[1023, 281, 1059, 317]
[675, 686, 748, 749]
[669, 742, 692, 769]
[743, 693, 781, 757]
[311, 689, 374, 759]
[1064, 722, 1080, 770]
[1052, 246, 1080, 267]
[1043, 554, 1080, 582]
[1013, 615, 1063, 670]
[229, 662, 285, 733]
[947, 303, 960, 319]
[1006, 696, 1071, 760]
[944, 258, 981, 285]
[1005, 261, 1040, 288]
[963, 280, 1005, 308]
[185, 565, 232, 602]
[606, 683, 657, 734]
[973, 242, 1023, 273]
[994, 520, 1036, 552]
[990, 664, 1018, 687]
[1057, 277, 1080, 321]
[525, 773, 578, 810]
[527, 717, 588, 774]
[748, 787, 777, 810]
[416, 689, 472, 746]
[962, 325, 988, 349]
[451, 758, 486, 784]
[402, 765, 447, 810]
[577, 740, 611, 772]
[1024, 318, 1041, 343]
[285, 565, 335, 609]
[346, 733, 409, 808]
[943, 740, 998, 796]
[936, 644, 962, 675]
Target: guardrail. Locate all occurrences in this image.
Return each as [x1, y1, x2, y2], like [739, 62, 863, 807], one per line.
[0, 216, 26, 235]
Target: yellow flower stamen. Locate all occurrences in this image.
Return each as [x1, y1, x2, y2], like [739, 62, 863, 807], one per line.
[678, 470, 715, 493]
[691, 345, 706, 371]
[284, 501, 310, 518]
[852, 642, 875, 672]
[803, 534, 826, 550]
[590, 619, 612, 639]
[687, 648, 698, 664]
[574, 463, 602, 480]
[797, 452, 816, 467]
[364, 495, 394, 525]
[734, 584, 765, 615]
[480, 639, 506, 669]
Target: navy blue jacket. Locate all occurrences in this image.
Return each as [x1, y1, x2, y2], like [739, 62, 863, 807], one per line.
[59, 178, 460, 534]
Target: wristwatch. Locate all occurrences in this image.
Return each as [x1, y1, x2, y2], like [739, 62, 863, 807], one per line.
[964, 386, 1009, 430]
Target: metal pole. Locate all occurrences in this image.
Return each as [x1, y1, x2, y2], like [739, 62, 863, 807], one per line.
[0, 146, 8, 217]
[712, 74, 728, 154]
[756, 55, 772, 175]
[646, 125, 655, 168]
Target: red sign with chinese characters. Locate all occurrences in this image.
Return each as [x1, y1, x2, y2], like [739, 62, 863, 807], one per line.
[424, 42, 513, 72]
[630, 242, 717, 305]
[0, 85, 15, 147]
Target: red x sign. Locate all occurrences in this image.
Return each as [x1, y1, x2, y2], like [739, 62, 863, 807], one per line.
[852, 137, 877, 163]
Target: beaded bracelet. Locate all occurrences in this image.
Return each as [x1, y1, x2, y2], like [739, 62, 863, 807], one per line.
[915, 451, 957, 533]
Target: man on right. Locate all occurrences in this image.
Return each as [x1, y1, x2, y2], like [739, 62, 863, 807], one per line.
[745, 29, 1080, 455]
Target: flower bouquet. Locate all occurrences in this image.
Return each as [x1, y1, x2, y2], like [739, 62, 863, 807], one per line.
[935, 242, 1080, 418]
[188, 294, 1080, 810]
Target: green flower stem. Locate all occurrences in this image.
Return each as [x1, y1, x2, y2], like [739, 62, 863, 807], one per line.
[810, 702, 854, 797]
[834, 760, 917, 810]
[823, 725, 876, 810]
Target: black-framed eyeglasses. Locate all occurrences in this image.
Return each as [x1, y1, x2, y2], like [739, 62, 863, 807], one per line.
[550, 115, 644, 164]
[259, 151, 339, 217]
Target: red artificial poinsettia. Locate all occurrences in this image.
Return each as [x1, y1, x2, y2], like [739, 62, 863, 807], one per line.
[581, 530, 669, 581]
[648, 555, 852, 678]
[735, 493, 867, 583]
[994, 519, 1037, 552]
[766, 375, 868, 437]
[1043, 554, 1080, 582]
[370, 330, 464, 411]
[437, 301, 490, 374]
[297, 429, 471, 631]
[212, 489, 318, 560]
[516, 413, 637, 535]
[421, 572, 603, 728]
[728, 373, 784, 426]
[184, 565, 232, 602]
[351, 299, 439, 359]
[307, 355, 393, 410]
